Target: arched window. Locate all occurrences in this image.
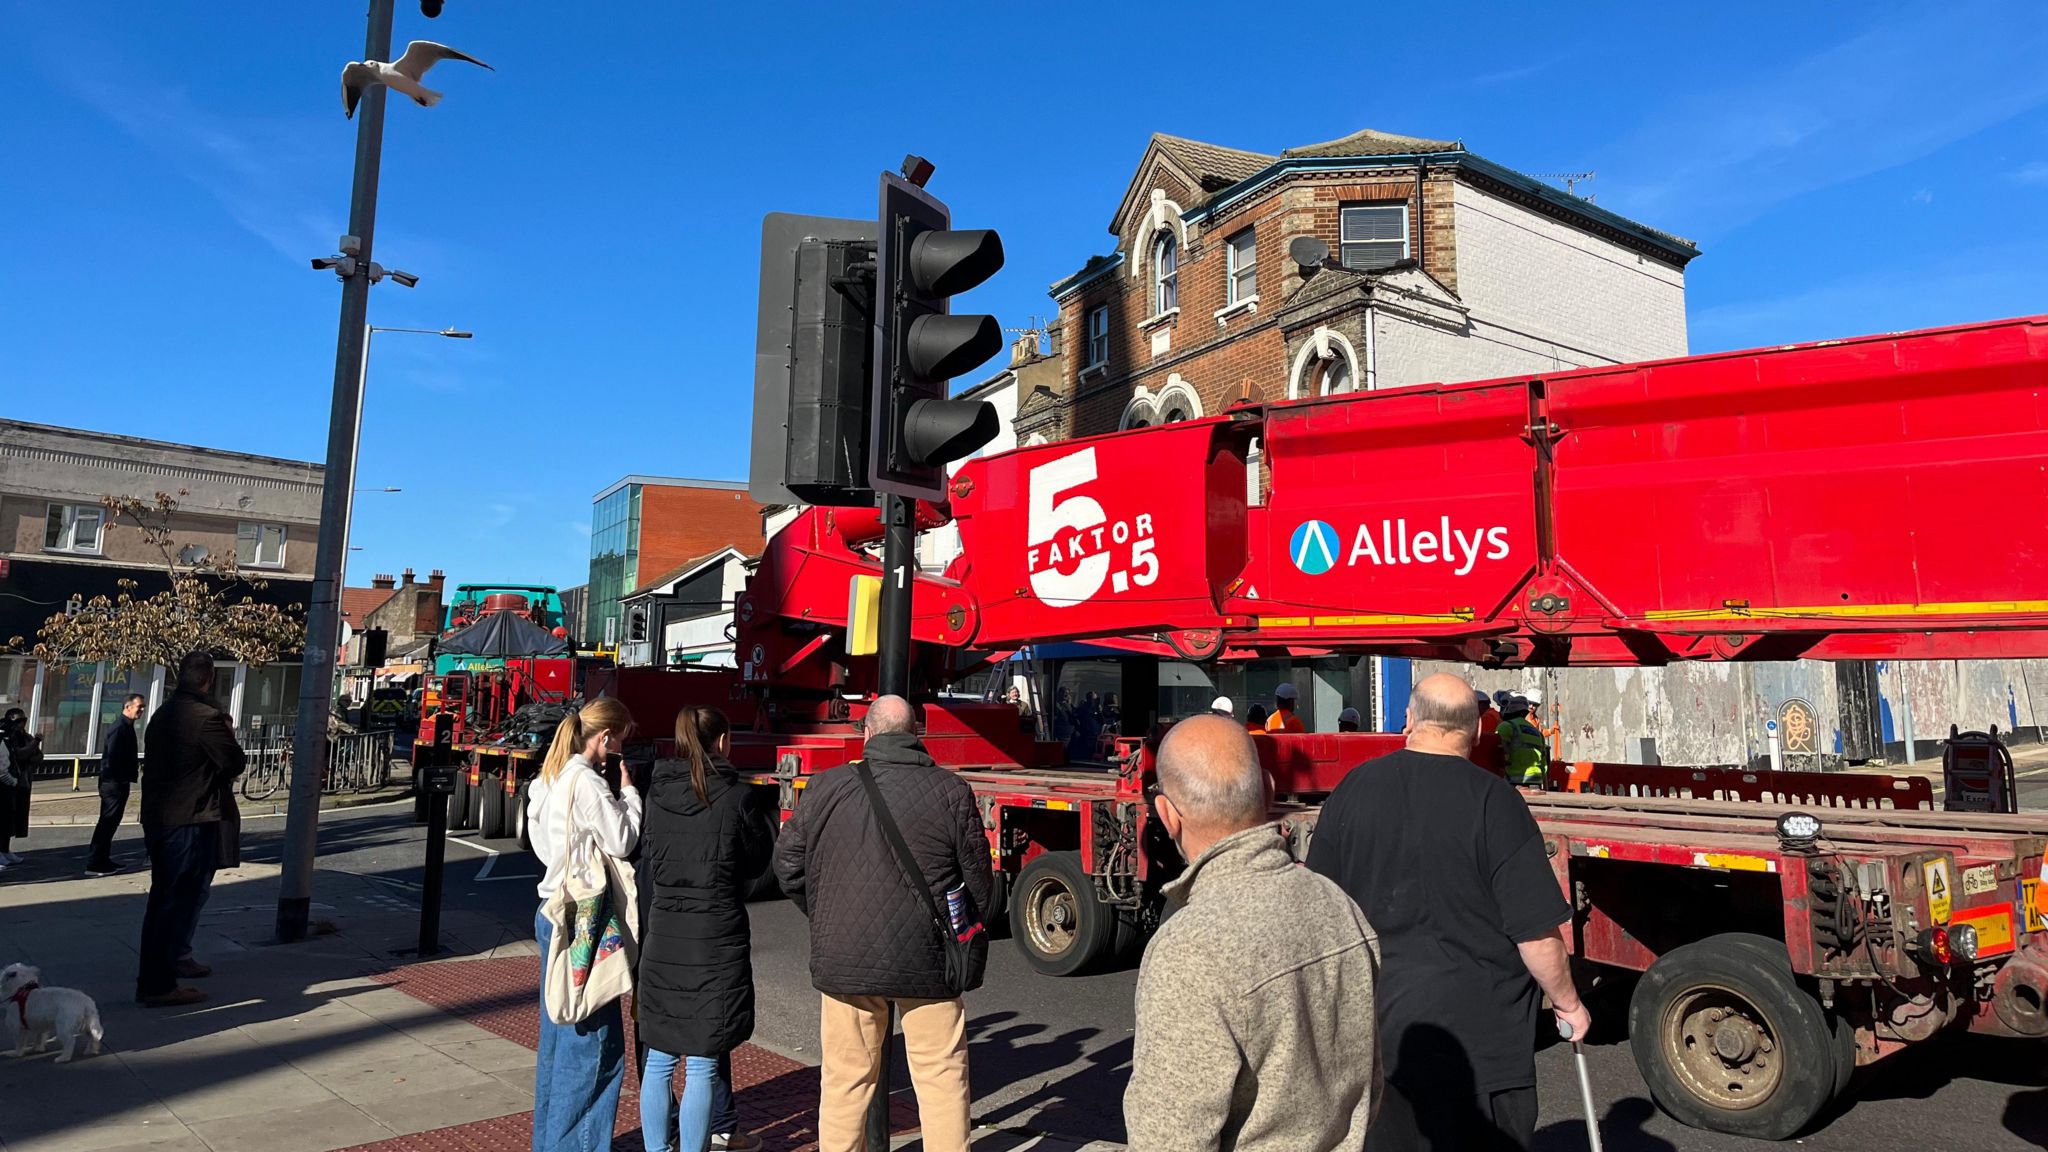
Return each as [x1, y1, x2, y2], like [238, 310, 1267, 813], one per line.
[1288, 327, 1362, 399]
[1317, 354, 1354, 396]
[1153, 234, 1178, 315]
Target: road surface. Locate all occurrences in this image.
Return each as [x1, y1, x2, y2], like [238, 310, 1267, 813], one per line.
[36, 801, 2048, 1151]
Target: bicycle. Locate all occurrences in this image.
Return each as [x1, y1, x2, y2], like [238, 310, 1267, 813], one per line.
[241, 744, 289, 801]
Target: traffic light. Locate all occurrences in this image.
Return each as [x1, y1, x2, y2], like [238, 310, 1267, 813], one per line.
[361, 628, 389, 669]
[870, 165, 1004, 501]
[750, 213, 880, 507]
[628, 607, 647, 643]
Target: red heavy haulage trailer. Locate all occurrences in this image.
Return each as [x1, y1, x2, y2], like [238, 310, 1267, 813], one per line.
[603, 316, 2048, 1139]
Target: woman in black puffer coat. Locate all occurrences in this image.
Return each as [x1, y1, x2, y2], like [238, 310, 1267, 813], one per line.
[636, 707, 774, 1152]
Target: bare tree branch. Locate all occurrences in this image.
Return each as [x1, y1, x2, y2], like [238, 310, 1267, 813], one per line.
[10, 491, 305, 672]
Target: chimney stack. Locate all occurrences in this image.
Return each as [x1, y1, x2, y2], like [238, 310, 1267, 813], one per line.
[427, 569, 446, 591]
[371, 573, 396, 590]
[401, 567, 416, 586]
[1046, 323, 1064, 359]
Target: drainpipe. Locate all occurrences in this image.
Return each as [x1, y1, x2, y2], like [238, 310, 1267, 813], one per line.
[1414, 159, 1427, 272]
[1363, 302, 1378, 390]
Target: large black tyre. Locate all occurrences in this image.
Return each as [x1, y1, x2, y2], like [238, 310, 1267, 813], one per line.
[1717, 933, 1859, 1098]
[1010, 851, 1114, 977]
[513, 780, 532, 852]
[479, 777, 510, 840]
[449, 768, 475, 831]
[983, 872, 1012, 939]
[1629, 932, 1844, 1140]
[742, 805, 784, 902]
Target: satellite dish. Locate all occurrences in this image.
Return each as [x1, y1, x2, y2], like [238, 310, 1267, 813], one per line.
[1289, 235, 1331, 269]
[179, 544, 209, 565]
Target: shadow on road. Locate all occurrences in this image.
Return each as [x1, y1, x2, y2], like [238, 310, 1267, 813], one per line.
[1535, 1096, 1679, 1151]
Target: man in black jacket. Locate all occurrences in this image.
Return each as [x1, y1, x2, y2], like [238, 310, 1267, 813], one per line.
[136, 652, 244, 1007]
[774, 695, 994, 1152]
[86, 693, 146, 876]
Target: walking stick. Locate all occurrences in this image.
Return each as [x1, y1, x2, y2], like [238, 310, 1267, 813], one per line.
[1558, 1020, 1604, 1152]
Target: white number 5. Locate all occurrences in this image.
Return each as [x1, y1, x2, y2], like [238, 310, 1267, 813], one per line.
[1129, 537, 1158, 587]
[1028, 448, 1108, 607]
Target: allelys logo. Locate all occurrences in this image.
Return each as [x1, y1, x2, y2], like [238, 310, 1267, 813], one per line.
[1290, 516, 1509, 577]
[1026, 447, 1159, 607]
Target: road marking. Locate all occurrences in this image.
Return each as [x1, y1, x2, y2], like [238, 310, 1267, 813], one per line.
[444, 832, 538, 882]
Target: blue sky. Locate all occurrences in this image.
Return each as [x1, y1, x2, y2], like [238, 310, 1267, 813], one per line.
[6, 1, 2046, 592]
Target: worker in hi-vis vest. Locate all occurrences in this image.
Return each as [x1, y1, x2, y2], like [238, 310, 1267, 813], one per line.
[1497, 688, 1549, 788]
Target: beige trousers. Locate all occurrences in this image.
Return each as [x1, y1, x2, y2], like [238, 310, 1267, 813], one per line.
[817, 993, 971, 1152]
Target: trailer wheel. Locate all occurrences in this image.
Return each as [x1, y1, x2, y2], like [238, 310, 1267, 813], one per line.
[1629, 933, 1841, 1140]
[1012, 852, 1112, 977]
[1718, 933, 1859, 1097]
[984, 872, 1011, 939]
[479, 777, 510, 840]
[449, 768, 475, 831]
[742, 806, 784, 902]
[513, 781, 531, 852]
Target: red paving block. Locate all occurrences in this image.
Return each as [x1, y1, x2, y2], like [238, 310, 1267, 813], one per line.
[347, 957, 918, 1152]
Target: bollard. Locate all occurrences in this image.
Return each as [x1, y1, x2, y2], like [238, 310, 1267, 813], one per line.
[417, 764, 456, 956]
[72, 757, 82, 792]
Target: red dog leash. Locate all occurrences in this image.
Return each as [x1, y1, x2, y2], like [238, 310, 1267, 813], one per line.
[8, 982, 37, 1028]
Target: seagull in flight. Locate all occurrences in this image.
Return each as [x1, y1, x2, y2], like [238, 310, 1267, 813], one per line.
[342, 40, 493, 118]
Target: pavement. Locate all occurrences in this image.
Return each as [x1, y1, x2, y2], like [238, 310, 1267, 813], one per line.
[0, 802, 1118, 1152]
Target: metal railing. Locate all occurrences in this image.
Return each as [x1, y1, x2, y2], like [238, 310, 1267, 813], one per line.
[239, 729, 396, 801]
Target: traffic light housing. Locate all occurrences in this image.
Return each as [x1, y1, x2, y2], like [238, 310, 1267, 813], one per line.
[870, 170, 1004, 501]
[750, 213, 881, 507]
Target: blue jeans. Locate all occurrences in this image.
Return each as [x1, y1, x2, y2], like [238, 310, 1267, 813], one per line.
[640, 1050, 736, 1152]
[178, 866, 215, 961]
[533, 906, 626, 1152]
[136, 823, 218, 998]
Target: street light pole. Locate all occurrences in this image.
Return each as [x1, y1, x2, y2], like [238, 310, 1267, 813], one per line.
[277, 0, 395, 944]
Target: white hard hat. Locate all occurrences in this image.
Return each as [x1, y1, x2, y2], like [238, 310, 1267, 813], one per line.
[1522, 688, 1544, 706]
[1274, 682, 1300, 702]
[1337, 707, 1362, 725]
[1209, 696, 1235, 715]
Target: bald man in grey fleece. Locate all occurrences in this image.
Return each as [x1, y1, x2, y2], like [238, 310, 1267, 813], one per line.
[1124, 714, 1381, 1152]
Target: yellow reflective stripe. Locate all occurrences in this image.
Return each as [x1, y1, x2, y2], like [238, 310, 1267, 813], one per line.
[1644, 599, 2048, 622]
[1257, 611, 1474, 628]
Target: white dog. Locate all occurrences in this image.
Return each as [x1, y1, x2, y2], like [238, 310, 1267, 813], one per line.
[0, 963, 103, 1062]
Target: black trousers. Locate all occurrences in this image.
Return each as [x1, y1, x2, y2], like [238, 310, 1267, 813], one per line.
[136, 822, 218, 997]
[89, 778, 131, 867]
[1370, 1079, 1539, 1152]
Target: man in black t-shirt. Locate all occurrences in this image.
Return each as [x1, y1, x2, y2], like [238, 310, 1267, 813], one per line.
[1305, 673, 1588, 1151]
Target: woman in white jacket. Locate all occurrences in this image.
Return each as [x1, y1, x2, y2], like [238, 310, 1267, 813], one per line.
[528, 696, 642, 1152]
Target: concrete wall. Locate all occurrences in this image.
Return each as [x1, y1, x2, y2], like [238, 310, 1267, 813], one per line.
[0, 420, 322, 522]
[1450, 183, 1689, 367]
[1424, 657, 2048, 768]
[0, 420, 322, 577]
[0, 496, 317, 576]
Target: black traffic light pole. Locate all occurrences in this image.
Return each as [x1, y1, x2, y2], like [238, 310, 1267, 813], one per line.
[875, 495, 918, 698]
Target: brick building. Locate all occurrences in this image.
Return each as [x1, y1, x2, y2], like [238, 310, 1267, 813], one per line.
[340, 567, 447, 665]
[1019, 129, 1698, 444]
[586, 476, 765, 647]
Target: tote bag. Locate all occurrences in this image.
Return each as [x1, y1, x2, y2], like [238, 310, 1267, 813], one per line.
[541, 766, 642, 1025]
